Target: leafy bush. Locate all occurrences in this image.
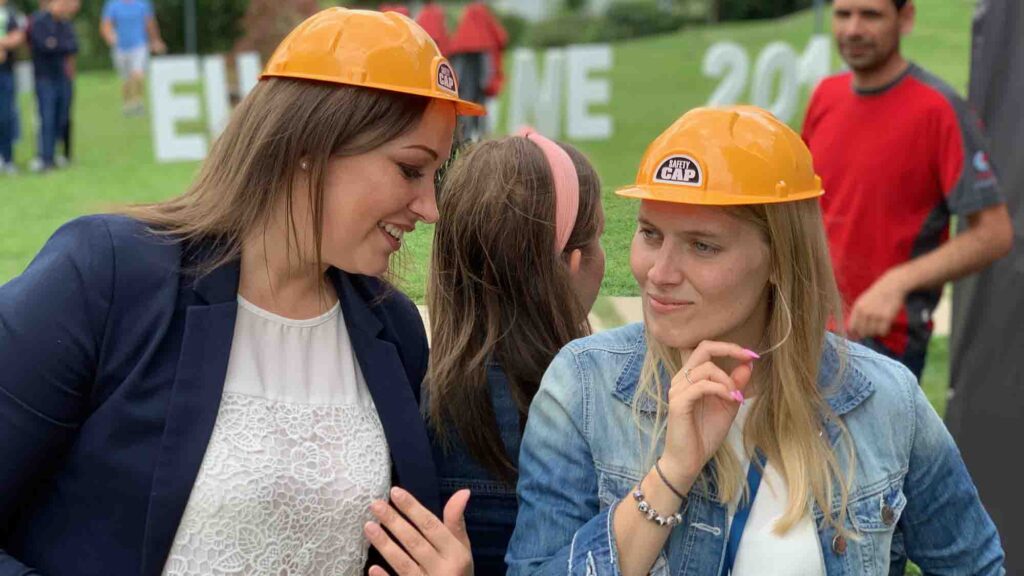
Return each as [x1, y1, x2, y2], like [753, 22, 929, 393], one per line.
[233, 0, 319, 60]
[495, 11, 529, 47]
[522, 11, 604, 48]
[719, 0, 814, 21]
[515, 1, 692, 48]
[597, 2, 689, 42]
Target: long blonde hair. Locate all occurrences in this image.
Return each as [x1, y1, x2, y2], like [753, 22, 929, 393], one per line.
[634, 198, 854, 535]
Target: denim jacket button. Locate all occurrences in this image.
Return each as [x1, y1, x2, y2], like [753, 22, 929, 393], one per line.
[881, 505, 896, 526]
[832, 534, 847, 555]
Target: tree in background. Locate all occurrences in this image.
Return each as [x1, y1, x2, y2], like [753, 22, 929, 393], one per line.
[233, 0, 317, 61]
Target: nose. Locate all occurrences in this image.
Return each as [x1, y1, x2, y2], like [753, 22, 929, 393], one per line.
[845, 14, 866, 37]
[410, 182, 440, 224]
[646, 243, 684, 288]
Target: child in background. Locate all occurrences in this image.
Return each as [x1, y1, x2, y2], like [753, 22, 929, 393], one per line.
[426, 130, 606, 573]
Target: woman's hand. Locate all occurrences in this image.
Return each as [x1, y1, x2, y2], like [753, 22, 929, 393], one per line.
[364, 487, 473, 576]
[659, 341, 757, 486]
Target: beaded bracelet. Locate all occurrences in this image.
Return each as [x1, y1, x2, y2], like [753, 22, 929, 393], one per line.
[632, 484, 684, 528]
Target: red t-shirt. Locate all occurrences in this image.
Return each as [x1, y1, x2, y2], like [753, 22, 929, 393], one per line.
[802, 64, 1001, 355]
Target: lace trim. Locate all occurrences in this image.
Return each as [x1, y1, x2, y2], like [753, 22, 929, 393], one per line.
[163, 393, 390, 575]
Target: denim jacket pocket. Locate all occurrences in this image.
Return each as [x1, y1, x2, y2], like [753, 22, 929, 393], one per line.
[849, 479, 907, 532]
[597, 468, 639, 510]
[596, 468, 672, 576]
[845, 477, 908, 575]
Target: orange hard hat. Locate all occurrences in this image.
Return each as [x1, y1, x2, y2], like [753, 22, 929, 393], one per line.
[261, 8, 485, 116]
[616, 106, 823, 205]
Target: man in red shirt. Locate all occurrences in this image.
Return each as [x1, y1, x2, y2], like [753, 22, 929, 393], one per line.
[803, 0, 1013, 379]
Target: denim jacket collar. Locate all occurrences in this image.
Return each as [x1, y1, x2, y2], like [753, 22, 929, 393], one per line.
[611, 327, 875, 444]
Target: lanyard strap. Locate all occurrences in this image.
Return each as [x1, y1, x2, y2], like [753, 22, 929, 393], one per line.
[721, 450, 767, 576]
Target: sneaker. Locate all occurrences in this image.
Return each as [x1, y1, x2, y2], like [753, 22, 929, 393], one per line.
[28, 158, 51, 173]
[55, 155, 69, 169]
[2, 161, 18, 176]
[124, 102, 145, 117]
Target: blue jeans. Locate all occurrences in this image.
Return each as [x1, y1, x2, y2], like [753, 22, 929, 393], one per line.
[0, 71, 14, 164]
[34, 75, 70, 167]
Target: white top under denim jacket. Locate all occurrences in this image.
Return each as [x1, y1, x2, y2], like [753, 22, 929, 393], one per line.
[723, 400, 825, 575]
[506, 323, 1004, 575]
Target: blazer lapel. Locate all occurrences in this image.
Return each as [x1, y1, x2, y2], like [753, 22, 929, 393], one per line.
[141, 260, 240, 576]
[332, 271, 441, 515]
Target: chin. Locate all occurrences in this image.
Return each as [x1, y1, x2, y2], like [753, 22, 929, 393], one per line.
[646, 317, 702, 351]
[334, 256, 390, 279]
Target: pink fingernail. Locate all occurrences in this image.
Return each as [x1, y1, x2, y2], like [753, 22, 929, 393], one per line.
[742, 348, 760, 360]
[732, 390, 745, 403]
[364, 522, 381, 537]
[391, 487, 406, 502]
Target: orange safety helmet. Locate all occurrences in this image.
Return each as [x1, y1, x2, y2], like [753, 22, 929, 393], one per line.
[616, 106, 823, 205]
[260, 8, 485, 116]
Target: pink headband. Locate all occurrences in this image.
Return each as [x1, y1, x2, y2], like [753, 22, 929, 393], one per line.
[515, 128, 580, 253]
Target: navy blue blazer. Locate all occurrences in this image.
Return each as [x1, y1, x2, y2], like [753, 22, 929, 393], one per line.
[0, 215, 437, 575]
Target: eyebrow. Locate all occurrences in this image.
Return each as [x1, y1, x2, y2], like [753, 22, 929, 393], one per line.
[637, 216, 723, 239]
[403, 144, 439, 161]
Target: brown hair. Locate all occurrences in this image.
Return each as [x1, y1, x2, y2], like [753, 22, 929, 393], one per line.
[126, 78, 431, 277]
[427, 137, 602, 482]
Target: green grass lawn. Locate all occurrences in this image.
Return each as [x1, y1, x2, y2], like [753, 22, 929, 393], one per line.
[1, 2, 970, 417]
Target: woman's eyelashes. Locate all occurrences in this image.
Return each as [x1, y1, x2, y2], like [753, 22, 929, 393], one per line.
[639, 226, 662, 243]
[638, 225, 721, 256]
[397, 163, 425, 181]
[692, 240, 721, 256]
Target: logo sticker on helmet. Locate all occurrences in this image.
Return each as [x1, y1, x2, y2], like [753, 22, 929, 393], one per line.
[653, 155, 702, 187]
[437, 61, 457, 95]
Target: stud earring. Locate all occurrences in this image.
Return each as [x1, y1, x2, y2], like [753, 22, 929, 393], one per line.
[300, 160, 309, 171]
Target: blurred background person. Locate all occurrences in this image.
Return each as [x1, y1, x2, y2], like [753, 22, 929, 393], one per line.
[802, 0, 1013, 380]
[415, 0, 449, 55]
[427, 131, 605, 574]
[378, 3, 410, 18]
[100, 0, 165, 116]
[0, 0, 25, 175]
[56, 0, 79, 167]
[448, 1, 507, 141]
[948, 0, 1024, 570]
[27, 0, 77, 173]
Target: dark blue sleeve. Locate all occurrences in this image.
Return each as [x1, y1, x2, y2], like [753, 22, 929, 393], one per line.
[0, 217, 114, 573]
[63, 21, 78, 55]
[26, 14, 52, 54]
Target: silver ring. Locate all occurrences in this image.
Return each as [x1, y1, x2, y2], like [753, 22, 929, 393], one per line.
[683, 368, 695, 386]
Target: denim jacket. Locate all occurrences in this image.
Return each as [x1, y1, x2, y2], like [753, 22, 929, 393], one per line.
[506, 323, 1004, 575]
[428, 365, 522, 574]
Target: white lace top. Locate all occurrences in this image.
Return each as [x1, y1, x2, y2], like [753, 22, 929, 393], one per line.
[162, 296, 391, 576]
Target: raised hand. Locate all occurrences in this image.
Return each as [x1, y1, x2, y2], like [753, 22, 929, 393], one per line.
[658, 341, 758, 486]
[364, 487, 473, 576]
